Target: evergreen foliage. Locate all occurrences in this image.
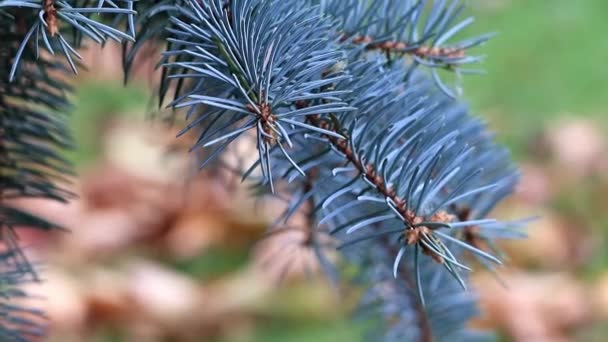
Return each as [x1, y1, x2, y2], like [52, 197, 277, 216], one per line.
[0, 1, 527, 340]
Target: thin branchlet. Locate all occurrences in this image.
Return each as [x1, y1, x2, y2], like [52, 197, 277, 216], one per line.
[455, 206, 487, 253]
[43, 0, 59, 36]
[303, 108, 455, 265]
[342, 34, 466, 60]
[246, 101, 277, 145]
[300, 106, 414, 222]
[302, 168, 319, 246]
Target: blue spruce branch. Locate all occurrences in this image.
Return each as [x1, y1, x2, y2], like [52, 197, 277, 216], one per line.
[161, 1, 525, 340]
[0, 0, 530, 340]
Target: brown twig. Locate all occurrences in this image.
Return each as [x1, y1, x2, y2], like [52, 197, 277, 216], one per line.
[43, 0, 59, 37]
[455, 205, 487, 253]
[341, 34, 465, 60]
[301, 109, 453, 262]
[303, 110, 415, 223]
[246, 101, 277, 145]
[302, 168, 319, 246]
[292, 109, 435, 336]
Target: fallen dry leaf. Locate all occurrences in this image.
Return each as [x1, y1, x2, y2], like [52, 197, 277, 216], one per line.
[124, 261, 202, 325]
[473, 271, 590, 342]
[545, 118, 606, 178]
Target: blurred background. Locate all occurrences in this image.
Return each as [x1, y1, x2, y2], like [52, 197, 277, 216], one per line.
[13, 1, 608, 341]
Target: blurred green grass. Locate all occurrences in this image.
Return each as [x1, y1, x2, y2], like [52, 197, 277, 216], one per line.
[465, 0, 608, 155]
[67, 82, 149, 166]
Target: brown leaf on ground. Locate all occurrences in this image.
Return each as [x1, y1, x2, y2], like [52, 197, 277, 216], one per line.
[66, 209, 141, 258]
[592, 273, 608, 321]
[79, 42, 161, 84]
[21, 269, 88, 334]
[515, 163, 553, 206]
[124, 261, 202, 326]
[252, 228, 337, 285]
[545, 118, 606, 178]
[473, 271, 590, 342]
[85, 269, 130, 324]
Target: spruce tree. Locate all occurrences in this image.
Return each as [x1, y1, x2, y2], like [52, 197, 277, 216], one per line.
[0, 1, 528, 340]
